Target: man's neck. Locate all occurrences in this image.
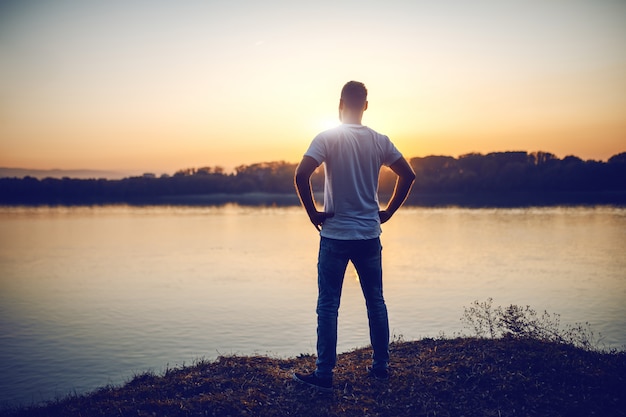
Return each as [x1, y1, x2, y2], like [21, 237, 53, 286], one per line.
[341, 113, 363, 125]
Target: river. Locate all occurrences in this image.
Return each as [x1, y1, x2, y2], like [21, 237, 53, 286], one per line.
[0, 205, 624, 407]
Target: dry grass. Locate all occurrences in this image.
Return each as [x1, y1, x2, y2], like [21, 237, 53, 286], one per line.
[7, 337, 625, 417]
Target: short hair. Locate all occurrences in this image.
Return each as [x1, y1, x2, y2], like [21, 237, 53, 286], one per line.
[341, 81, 367, 109]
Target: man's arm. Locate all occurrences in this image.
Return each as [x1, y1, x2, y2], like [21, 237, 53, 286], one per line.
[379, 156, 416, 224]
[294, 156, 334, 231]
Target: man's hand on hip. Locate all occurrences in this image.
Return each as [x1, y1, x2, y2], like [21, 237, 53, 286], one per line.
[309, 211, 334, 231]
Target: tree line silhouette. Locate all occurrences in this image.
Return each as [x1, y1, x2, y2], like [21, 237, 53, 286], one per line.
[1, 151, 625, 206]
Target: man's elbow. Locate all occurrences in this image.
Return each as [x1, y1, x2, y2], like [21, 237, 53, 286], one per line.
[294, 170, 310, 186]
[294, 170, 314, 195]
[403, 170, 416, 184]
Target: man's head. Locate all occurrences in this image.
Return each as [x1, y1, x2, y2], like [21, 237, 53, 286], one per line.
[340, 81, 368, 110]
[339, 81, 368, 124]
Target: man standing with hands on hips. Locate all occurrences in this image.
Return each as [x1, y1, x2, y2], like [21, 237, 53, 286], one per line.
[293, 81, 416, 391]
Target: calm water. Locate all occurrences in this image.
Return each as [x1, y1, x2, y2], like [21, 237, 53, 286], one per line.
[0, 205, 625, 407]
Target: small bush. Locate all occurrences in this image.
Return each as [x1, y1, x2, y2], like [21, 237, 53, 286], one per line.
[461, 298, 602, 350]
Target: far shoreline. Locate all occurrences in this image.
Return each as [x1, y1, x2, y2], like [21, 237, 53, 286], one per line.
[1, 190, 625, 208]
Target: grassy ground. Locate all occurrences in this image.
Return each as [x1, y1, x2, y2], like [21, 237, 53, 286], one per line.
[6, 337, 625, 417]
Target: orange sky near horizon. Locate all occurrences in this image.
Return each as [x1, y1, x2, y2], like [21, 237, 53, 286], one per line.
[1, 0, 625, 175]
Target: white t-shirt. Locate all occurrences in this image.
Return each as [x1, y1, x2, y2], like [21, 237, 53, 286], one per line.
[304, 123, 403, 240]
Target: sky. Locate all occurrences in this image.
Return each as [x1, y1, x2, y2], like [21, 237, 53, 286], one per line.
[1, 0, 625, 175]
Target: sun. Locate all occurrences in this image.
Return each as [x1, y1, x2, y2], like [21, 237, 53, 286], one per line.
[317, 117, 340, 131]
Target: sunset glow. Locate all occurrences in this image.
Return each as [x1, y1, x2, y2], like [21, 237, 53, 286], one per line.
[1, 0, 624, 175]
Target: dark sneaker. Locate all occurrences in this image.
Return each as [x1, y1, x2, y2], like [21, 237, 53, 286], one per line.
[292, 372, 333, 392]
[367, 366, 389, 381]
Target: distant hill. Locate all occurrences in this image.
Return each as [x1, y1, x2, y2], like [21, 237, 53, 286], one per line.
[0, 167, 139, 180]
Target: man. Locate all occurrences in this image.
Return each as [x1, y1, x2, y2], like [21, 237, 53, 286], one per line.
[293, 81, 416, 391]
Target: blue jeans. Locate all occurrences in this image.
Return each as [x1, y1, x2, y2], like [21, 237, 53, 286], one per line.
[315, 237, 389, 378]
